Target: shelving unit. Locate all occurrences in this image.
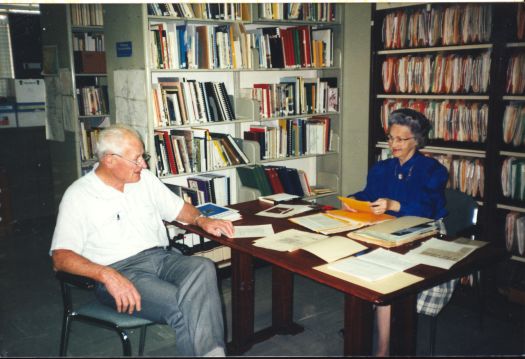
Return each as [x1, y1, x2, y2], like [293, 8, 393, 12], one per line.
[370, 3, 525, 264]
[40, 4, 109, 207]
[102, 3, 344, 264]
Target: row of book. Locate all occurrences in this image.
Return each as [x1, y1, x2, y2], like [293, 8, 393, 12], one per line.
[382, 52, 491, 94]
[381, 4, 492, 49]
[70, 4, 103, 27]
[76, 86, 109, 116]
[503, 103, 525, 147]
[72, 32, 104, 52]
[255, 26, 333, 69]
[150, 22, 253, 70]
[432, 155, 485, 198]
[148, 3, 251, 21]
[149, 22, 334, 70]
[154, 128, 249, 177]
[505, 212, 525, 256]
[258, 3, 336, 22]
[79, 123, 101, 161]
[380, 99, 488, 143]
[166, 173, 231, 207]
[237, 164, 313, 197]
[152, 78, 235, 127]
[247, 76, 338, 118]
[501, 157, 525, 202]
[506, 53, 525, 95]
[244, 116, 331, 160]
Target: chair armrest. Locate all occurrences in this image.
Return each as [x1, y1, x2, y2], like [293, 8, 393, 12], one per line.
[55, 271, 98, 290]
[456, 224, 479, 239]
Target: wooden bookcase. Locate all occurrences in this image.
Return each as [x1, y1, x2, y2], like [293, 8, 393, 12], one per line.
[369, 3, 525, 264]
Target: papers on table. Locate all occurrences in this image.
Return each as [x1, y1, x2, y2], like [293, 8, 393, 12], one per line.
[252, 229, 368, 263]
[327, 248, 416, 282]
[253, 229, 327, 251]
[404, 237, 487, 269]
[233, 224, 275, 238]
[289, 212, 364, 234]
[256, 204, 313, 218]
[196, 202, 242, 221]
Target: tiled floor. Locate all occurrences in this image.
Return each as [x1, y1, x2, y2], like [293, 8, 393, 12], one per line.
[0, 217, 523, 357]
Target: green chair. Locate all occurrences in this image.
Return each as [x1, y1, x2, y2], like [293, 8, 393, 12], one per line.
[56, 271, 156, 356]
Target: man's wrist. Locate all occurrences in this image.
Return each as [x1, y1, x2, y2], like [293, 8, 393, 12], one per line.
[194, 213, 206, 226]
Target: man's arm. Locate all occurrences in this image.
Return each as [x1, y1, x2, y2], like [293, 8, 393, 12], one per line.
[52, 249, 141, 314]
[176, 202, 234, 237]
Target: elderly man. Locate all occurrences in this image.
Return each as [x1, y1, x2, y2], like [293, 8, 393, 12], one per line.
[50, 124, 233, 356]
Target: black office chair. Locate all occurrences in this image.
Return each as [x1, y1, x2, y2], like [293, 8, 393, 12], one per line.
[427, 188, 479, 355]
[56, 271, 156, 356]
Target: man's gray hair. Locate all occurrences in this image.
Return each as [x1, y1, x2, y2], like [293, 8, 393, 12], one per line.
[95, 124, 143, 160]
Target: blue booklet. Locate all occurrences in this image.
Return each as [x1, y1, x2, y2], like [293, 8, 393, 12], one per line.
[196, 202, 233, 218]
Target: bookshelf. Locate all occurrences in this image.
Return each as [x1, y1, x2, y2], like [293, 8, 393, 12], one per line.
[40, 4, 109, 207]
[369, 3, 525, 263]
[103, 3, 345, 263]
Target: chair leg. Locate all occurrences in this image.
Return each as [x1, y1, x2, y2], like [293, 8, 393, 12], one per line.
[138, 325, 147, 356]
[59, 314, 72, 356]
[429, 315, 437, 356]
[475, 270, 485, 330]
[117, 329, 132, 356]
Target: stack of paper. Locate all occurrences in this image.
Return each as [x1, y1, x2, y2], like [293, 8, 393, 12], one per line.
[196, 202, 242, 221]
[327, 248, 416, 282]
[258, 193, 299, 204]
[404, 237, 487, 269]
[347, 216, 438, 248]
[289, 212, 365, 234]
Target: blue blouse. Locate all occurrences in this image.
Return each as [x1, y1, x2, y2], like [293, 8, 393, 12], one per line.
[351, 151, 448, 220]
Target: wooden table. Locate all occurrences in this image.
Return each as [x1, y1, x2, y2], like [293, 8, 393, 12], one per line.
[177, 200, 507, 356]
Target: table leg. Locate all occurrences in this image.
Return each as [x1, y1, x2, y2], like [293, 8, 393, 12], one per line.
[272, 265, 303, 335]
[228, 250, 254, 354]
[390, 293, 417, 356]
[344, 294, 373, 356]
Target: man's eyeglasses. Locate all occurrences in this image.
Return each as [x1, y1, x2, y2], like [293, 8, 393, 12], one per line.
[110, 153, 151, 166]
[387, 135, 414, 144]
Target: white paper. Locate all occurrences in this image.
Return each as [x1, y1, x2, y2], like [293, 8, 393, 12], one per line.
[233, 224, 274, 238]
[253, 229, 327, 252]
[291, 212, 362, 234]
[404, 237, 479, 269]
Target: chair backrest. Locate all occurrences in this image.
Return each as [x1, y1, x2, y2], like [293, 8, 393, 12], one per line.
[443, 189, 478, 237]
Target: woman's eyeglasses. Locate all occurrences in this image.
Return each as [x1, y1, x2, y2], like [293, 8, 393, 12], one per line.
[387, 135, 414, 144]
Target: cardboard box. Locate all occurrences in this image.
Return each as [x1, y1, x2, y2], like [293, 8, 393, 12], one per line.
[0, 104, 17, 128]
[74, 51, 106, 73]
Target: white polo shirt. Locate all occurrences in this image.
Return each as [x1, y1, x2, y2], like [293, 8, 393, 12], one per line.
[50, 167, 185, 265]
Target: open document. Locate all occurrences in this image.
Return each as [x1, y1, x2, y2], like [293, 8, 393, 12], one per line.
[404, 237, 487, 269]
[289, 212, 365, 234]
[252, 229, 368, 262]
[326, 248, 416, 281]
[256, 204, 313, 218]
[233, 224, 275, 238]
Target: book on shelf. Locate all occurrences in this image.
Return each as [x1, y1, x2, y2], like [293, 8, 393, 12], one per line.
[502, 103, 525, 147]
[165, 183, 204, 206]
[236, 165, 273, 196]
[505, 212, 525, 256]
[346, 216, 438, 248]
[196, 202, 241, 221]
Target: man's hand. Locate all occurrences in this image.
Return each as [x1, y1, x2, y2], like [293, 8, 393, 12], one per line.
[99, 267, 142, 314]
[197, 216, 234, 238]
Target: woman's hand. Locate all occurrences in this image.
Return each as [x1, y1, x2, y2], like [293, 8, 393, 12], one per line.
[370, 198, 400, 214]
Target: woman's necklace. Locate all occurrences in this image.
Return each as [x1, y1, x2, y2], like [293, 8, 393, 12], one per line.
[395, 163, 414, 180]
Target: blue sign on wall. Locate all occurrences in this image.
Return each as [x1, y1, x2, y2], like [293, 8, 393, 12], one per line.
[116, 41, 132, 57]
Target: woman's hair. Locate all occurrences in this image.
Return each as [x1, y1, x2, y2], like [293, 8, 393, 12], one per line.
[388, 108, 431, 149]
[95, 124, 143, 160]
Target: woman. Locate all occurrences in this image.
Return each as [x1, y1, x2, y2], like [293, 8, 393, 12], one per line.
[347, 108, 454, 356]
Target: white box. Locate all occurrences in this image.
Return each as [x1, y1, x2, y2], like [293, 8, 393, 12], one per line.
[14, 79, 46, 127]
[0, 104, 17, 128]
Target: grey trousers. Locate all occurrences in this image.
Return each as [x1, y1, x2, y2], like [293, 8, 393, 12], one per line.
[95, 247, 225, 356]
